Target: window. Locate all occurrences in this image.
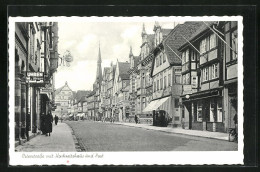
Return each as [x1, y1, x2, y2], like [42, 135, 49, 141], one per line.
[217, 99, 223, 122]
[211, 63, 219, 79]
[175, 75, 181, 84]
[154, 82, 156, 92]
[186, 73, 190, 85]
[160, 55, 162, 65]
[200, 38, 207, 54]
[202, 67, 209, 82]
[164, 76, 167, 89]
[210, 34, 217, 49]
[231, 30, 238, 60]
[142, 97, 146, 109]
[160, 78, 163, 90]
[197, 101, 202, 122]
[157, 80, 159, 91]
[168, 74, 171, 86]
[163, 53, 166, 62]
[182, 75, 186, 84]
[156, 58, 158, 67]
[185, 49, 189, 63]
[182, 52, 185, 65]
[175, 98, 179, 108]
[191, 50, 196, 61]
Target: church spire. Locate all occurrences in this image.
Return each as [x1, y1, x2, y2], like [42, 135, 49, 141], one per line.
[129, 46, 133, 57]
[96, 42, 102, 82]
[142, 23, 147, 37]
[98, 41, 102, 63]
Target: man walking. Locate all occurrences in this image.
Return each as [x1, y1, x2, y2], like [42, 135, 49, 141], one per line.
[54, 115, 59, 125]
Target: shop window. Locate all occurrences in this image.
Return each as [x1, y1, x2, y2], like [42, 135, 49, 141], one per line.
[197, 101, 202, 122]
[210, 99, 215, 122]
[217, 99, 223, 122]
[231, 30, 238, 60]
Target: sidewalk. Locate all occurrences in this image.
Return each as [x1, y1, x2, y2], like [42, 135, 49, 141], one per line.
[113, 122, 229, 141]
[15, 123, 76, 152]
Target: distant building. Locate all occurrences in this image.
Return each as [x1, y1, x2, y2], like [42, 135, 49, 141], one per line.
[86, 91, 96, 120]
[53, 81, 73, 118]
[112, 60, 130, 122]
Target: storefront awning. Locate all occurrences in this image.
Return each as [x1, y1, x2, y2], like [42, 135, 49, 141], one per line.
[143, 96, 170, 112]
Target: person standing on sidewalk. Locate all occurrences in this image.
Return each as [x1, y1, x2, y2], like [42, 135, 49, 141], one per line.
[40, 113, 46, 135]
[134, 115, 138, 124]
[45, 111, 53, 136]
[54, 115, 59, 125]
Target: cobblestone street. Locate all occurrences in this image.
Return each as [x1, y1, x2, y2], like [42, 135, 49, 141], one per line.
[65, 121, 237, 151]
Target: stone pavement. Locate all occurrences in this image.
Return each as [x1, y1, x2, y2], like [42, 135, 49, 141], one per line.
[113, 122, 229, 141]
[15, 123, 76, 152]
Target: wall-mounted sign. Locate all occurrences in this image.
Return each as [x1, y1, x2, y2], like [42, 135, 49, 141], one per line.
[26, 72, 44, 83]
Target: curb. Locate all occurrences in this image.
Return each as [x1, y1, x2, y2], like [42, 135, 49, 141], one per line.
[66, 123, 86, 152]
[113, 122, 229, 141]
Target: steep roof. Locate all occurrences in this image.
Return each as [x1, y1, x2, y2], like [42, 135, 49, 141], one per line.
[118, 62, 130, 79]
[162, 22, 205, 65]
[74, 90, 92, 102]
[86, 91, 96, 98]
[55, 82, 73, 95]
[162, 29, 172, 37]
[178, 21, 216, 50]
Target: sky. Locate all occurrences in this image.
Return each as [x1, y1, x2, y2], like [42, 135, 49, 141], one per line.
[55, 20, 182, 91]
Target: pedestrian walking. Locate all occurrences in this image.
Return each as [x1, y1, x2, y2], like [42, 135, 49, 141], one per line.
[40, 113, 46, 135]
[134, 115, 138, 124]
[45, 111, 53, 136]
[54, 115, 59, 125]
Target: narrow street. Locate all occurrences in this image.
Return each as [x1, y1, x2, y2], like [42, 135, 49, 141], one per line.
[65, 121, 237, 151]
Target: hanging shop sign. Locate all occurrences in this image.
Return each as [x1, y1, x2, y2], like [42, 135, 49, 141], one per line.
[26, 72, 44, 83]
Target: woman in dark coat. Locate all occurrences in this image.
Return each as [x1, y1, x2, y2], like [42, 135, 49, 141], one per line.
[45, 111, 53, 136]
